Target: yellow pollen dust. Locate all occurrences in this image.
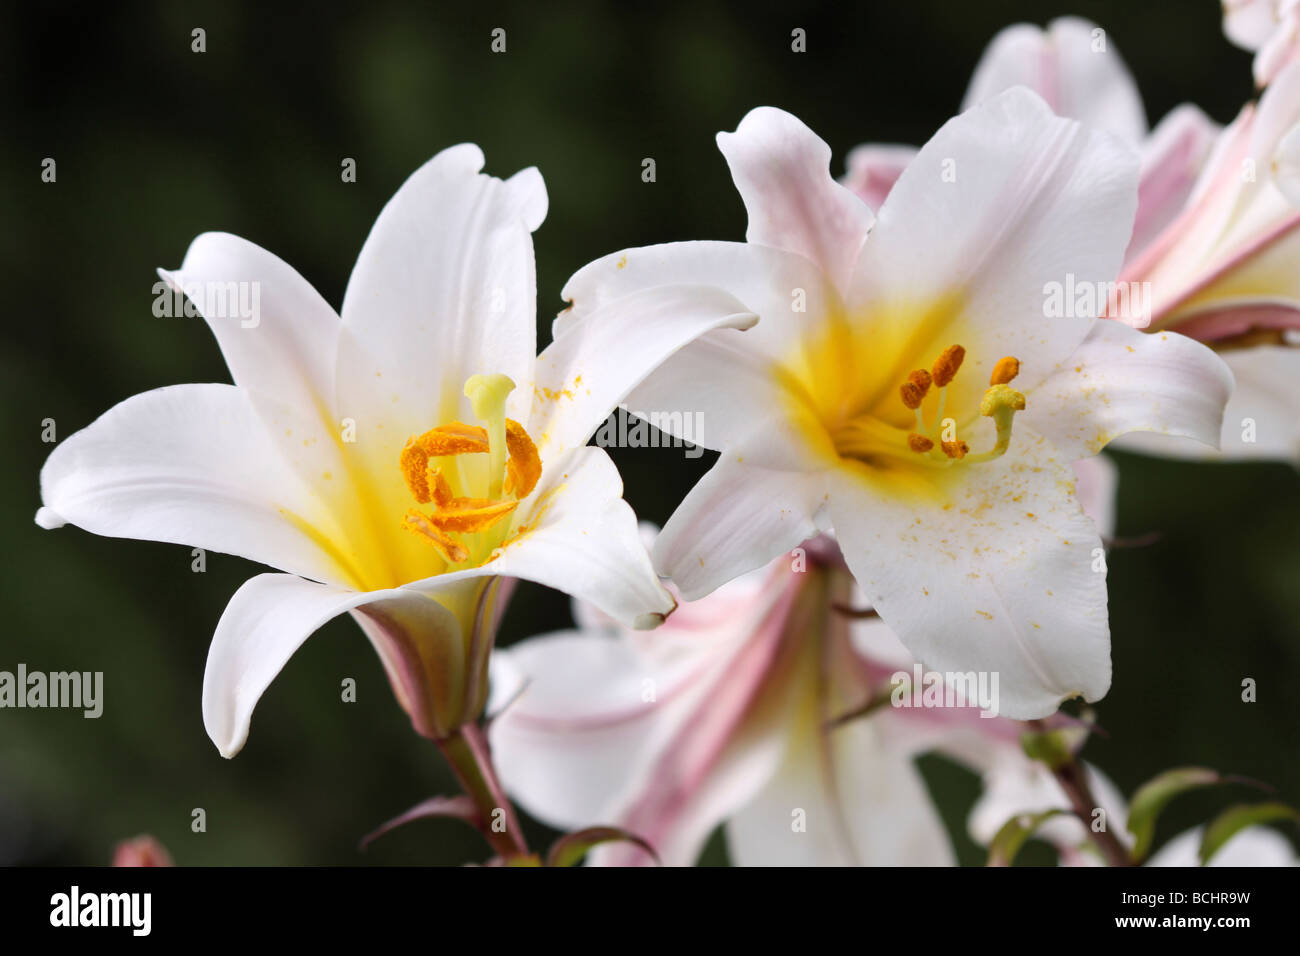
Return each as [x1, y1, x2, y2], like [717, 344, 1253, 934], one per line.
[398, 374, 542, 565]
[897, 344, 1026, 467]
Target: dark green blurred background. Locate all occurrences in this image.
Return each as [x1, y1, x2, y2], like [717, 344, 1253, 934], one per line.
[2, 0, 1296, 865]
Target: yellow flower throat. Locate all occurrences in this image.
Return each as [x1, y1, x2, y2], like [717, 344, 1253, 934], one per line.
[830, 343, 1027, 470]
[398, 373, 541, 566]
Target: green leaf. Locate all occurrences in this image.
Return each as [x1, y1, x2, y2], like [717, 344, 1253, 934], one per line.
[1126, 767, 1222, 863]
[546, 827, 660, 868]
[359, 794, 480, 851]
[986, 809, 1066, 867]
[1199, 803, 1300, 865]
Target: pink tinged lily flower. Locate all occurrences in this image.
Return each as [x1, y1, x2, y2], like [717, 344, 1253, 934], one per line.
[112, 835, 174, 867]
[1224, 0, 1300, 88]
[846, 18, 1222, 264]
[558, 98, 1231, 720]
[1112, 62, 1300, 460]
[36, 145, 758, 757]
[489, 532, 1038, 867]
[489, 463, 1113, 868]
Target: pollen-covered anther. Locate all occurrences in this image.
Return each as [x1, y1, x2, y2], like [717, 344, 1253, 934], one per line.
[941, 440, 969, 460]
[989, 356, 1021, 386]
[400, 424, 490, 503]
[503, 419, 541, 498]
[899, 380, 926, 410]
[398, 373, 543, 563]
[403, 510, 469, 563]
[426, 466, 454, 507]
[426, 496, 519, 534]
[908, 433, 934, 453]
[931, 344, 966, 387]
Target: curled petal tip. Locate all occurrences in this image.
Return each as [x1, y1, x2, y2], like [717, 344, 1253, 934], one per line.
[35, 507, 65, 530]
[633, 611, 667, 630]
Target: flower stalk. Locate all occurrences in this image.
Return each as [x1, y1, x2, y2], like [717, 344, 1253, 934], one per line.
[1027, 719, 1133, 867]
[435, 722, 530, 860]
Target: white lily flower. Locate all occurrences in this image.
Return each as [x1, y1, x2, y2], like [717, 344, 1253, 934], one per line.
[36, 145, 758, 757]
[559, 96, 1231, 719]
[850, 17, 1300, 462]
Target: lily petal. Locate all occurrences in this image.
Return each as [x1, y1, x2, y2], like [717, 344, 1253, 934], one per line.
[653, 457, 828, 601]
[203, 573, 464, 757]
[337, 143, 544, 435]
[842, 143, 917, 213]
[37, 384, 355, 587]
[716, 107, 874, 293]
[559, 239, 838, 361]
[530, 283, 758, 460]
[828, 435, 1112, 721]
[1129, 105, 1222, 262]
[159, 232, 339, 420]
[726, 710, 954, 866]
[1116, 344, 1300, 460]
[961, 17, 1146, 145]
[1023, 319, 1233, 459]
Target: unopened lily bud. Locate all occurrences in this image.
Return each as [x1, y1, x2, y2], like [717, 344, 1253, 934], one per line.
[112, 835, 174, 867]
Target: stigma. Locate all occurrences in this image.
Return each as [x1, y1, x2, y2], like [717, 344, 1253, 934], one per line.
[897, 344, 1026, 466]
[398, 375, 541, 565]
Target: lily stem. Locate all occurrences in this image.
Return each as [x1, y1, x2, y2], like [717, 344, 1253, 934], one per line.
[1028, 719, 1132, 867]
[435, 722, 529, 860]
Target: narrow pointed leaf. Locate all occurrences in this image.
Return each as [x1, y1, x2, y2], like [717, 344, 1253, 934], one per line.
[360, 794, 480, 850]
[1126, 767, 1222, 863]
[1199, 802, 1300, 865]
[986, 809, 1067, 867]
[546, 826, 660, 867]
